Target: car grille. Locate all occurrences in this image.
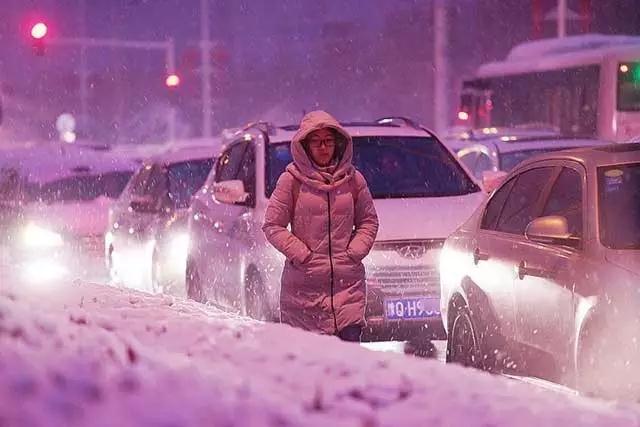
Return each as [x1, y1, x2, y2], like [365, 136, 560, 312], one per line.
[368, 265, 439, 295]
[364, 239, 444, 320]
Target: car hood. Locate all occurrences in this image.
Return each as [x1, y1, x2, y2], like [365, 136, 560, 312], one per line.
[605, 250, 640, 277]
[372, 191, 486, 241]
[24, 196, 115, 237]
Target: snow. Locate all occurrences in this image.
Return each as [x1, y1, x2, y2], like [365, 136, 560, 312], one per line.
[2, 281, 640, 427]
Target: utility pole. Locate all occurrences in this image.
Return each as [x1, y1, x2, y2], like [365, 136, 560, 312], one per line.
[78, 0, 88, 131]
[433, 0, 448, 134]
[558, 0, 567, 38]
[200, 0, 213, 138]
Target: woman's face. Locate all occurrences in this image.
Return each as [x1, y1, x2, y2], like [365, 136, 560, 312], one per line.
[306, 128, 336, 167]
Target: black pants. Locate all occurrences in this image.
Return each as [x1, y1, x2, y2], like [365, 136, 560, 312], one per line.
[337, 324, 362, 342]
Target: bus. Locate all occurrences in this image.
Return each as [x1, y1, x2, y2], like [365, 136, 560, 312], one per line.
[457, 34, 640, 142]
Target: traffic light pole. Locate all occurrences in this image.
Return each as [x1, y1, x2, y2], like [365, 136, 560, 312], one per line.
[47, 36, 177, 143]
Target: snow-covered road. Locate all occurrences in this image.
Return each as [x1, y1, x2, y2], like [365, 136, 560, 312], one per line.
[2, 279, 640, 427]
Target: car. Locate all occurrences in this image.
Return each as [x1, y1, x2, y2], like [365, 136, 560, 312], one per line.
[446, 133, 611, 192]
[440, 143, 640, 399]
[0, 145, 137, 282]
[106, 144, 216, 296]
[187, 118, 486, 342]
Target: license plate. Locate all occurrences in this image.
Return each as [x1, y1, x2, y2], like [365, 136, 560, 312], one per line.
[385, 297, 441, 320]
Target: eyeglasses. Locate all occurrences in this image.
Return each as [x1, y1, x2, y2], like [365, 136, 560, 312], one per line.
[308, 137, 336, 149]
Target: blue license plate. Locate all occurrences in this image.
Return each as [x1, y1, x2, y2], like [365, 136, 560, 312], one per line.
[385, 297, 440, 320]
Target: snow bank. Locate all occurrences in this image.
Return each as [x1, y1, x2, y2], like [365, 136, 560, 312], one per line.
[1, 282, 639, 427]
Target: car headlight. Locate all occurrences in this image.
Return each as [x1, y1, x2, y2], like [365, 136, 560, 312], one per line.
[22, 223, 64, 248]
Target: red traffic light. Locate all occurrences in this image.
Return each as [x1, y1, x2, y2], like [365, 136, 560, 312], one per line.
[165, 74, 180, 88]
[31, 22, 48, 40]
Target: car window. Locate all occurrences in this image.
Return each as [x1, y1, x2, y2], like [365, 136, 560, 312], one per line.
[542, 167, 583, 238]
[236, 144, 256, 207]
[459, 150, 493, 179]
[144, 166, 168, 200]
[167, 158, 214, 209]
[128, 165, 153, 197]
[495, 167, 554, 235]
[481, 177, 516, 230]
[216, 142, 248, 182]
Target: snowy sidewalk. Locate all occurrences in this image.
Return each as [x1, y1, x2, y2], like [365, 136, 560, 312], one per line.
[1, 281, 640, 427]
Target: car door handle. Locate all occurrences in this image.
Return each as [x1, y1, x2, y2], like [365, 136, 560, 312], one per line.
[518, 261, 554, 280]
[473, 247, 490, 265]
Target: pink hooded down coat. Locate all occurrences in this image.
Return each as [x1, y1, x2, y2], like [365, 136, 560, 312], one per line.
[262, 111, 379, 334]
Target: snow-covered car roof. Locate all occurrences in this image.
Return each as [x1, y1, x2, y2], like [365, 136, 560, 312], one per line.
[0, 145, 138, 184]
[518, 142, 640, 170]
[144, 144, 218, 165]
[446, 136, 610, 156]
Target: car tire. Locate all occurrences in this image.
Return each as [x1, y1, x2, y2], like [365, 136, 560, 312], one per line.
[186, 261, 206, 303]
[244, 269, 268, 321]
[446, 307, 483, 369]
[577, 319, 640, 400]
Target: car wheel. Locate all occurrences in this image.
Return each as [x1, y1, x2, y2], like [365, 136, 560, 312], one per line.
[446, 307, 483, 369]
[577, 320, 640, 400]
[186, 261, 206, 303]
[245, 269, 268, 321]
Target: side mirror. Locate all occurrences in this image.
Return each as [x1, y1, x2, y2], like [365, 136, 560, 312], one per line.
[213, 180, 249, 205]
[525, 215, 580, 248]
[129, 195, 160, 214]
[482, 170, 508, 193]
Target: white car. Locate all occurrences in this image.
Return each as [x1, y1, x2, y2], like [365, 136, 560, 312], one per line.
[446, 134, 611, 191]
[0, 145, 138, 282]
[187, 118, 486, 342]
[106, 145, 217, 295]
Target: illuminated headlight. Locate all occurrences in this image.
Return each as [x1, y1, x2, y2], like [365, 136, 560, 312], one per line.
[169, 233, 190, 260]
[22, 223, 64, 248]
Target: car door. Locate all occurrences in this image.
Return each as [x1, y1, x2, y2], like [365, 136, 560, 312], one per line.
[109, 164, 153, 258]
[205, 140, 255, 308]
[472, 166, 556, 344]
[514, 165, 584, 370]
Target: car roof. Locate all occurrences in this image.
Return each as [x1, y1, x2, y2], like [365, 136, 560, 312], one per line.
[147, 145, 218, 165]
[232, 120, 436, 145]
[0, 144, 138, 184]
[446, 136, 610, 154]
[492, 137, 611, 154]
[517, 142, 640, 169]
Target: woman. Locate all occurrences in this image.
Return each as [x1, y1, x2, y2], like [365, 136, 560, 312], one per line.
[262, 110, 378, 342]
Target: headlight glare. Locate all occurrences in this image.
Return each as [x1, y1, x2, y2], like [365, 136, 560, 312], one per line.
[22, 223, 64, 248]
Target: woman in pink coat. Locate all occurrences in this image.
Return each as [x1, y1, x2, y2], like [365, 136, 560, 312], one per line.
[262, 110, 379, 341]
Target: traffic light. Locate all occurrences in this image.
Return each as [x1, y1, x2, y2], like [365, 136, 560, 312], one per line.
[30, 22, 48, 56]
[165, 74, 180, 88]
[165, 74, 181, 105]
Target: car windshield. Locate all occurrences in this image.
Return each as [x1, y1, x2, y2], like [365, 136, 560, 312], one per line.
[167, 158, 213, 208]
[266, 136, 480, 198]
[598, 162, 640, 249]
[33, 170, 133, 204]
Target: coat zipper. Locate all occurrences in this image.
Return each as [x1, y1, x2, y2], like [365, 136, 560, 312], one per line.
[327, 192, 338, 334]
